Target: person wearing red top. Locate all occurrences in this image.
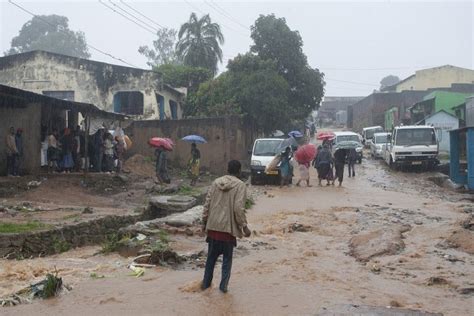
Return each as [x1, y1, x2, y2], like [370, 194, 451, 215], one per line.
[201, 160, 251, 293]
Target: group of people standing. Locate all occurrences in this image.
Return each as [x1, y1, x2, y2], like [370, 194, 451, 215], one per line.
[5, 126, 23, 177]
[45, 126, 126, 174]
[279, 140, 357, 188]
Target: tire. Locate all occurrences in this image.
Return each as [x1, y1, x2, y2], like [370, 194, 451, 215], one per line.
[358, 159, 362, 164]
[250, 176, 257, 185]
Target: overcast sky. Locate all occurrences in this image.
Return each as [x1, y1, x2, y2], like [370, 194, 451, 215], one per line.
[0, 0, 472, 96]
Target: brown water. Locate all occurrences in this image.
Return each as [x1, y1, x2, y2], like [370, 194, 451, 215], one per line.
[2, 158, 473, 315]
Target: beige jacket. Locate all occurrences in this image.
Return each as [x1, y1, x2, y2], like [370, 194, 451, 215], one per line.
[203, 175, 248, 238]
[6, 134, 17, 155]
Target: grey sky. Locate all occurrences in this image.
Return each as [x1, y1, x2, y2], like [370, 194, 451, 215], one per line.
[1, 0, 472, 96]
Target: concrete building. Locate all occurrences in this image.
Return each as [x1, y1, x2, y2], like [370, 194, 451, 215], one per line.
[350, 91, 428, 132]
[0, 51, 184, 120]
[318, 96, 364, 125]
[416, 110, 459, 152]
[383, 65, 474, 93]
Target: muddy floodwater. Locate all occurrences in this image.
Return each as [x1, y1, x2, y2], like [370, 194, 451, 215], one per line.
[1, 158, 473, 315]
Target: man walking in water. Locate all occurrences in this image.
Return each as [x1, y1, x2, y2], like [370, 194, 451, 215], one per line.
[201, 160, 251, 293]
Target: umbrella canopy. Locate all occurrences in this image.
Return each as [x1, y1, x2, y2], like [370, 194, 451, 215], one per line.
[181, 135, 207, 144]
[148, 137, 173, 151]
[335, 140, 360, 150]
[288, 130, 304, 138]
[278, 137, 299, 152]
[294, 144, 317, 164]
[317, 131, 336, 140]
[272, 130, 285, 137]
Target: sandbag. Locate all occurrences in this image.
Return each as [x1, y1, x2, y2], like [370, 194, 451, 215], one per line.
[265, 154, 281, 173]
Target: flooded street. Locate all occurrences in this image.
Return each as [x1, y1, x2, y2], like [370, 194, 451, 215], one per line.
[2, 157, 473, 315]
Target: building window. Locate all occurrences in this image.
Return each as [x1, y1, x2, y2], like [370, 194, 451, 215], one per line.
[170, 100, 178, 119]
[43, 90, 75, 101]
[113, 91, 144, 115]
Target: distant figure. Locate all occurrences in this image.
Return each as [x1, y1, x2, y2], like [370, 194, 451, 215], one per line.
[155, 146, 170, 184]
[280, 146, 293, 188]
[313, 143, 333, 186]
[93, 129, 104, 172]
[347, 148, 357, 177]
[47, 129, 59, 173]
[114, 136, 125, 173]
[189, 143, 201, 186]
[61, 128, 74, 173]
[72, 126, 82, 171]
[296, 161, 311, 187]
[201, 160, 251, 293]
[14, 128, 23, 176]
[334, 148, 347, 187]
[5, 126, 18, 177]
[103, 133, 114, 172]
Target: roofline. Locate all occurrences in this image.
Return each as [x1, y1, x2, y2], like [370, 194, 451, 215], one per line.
[381, 74, 415, 91]
[0, 84, 128, 120]
[0, 50, 184, 96]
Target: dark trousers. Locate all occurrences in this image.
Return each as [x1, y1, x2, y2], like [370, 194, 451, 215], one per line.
[335, 162, 344, 183]
[94, 150, 103, 172]
[202, 238, 234, 291]
[6, 154, 16, 175]
[348, 161, 355, 177]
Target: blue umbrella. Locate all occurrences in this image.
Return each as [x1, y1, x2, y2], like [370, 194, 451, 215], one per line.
[182, 135, 207, 144]
[288, 130, 303, 138]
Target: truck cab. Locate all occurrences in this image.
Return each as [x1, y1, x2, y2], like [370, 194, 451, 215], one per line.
[362, 126, 384, 146]
[250, 138, 284, 185]
[384, 125, 439, 169]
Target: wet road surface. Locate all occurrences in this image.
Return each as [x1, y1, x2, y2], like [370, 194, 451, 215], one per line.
[2, 158, 473, 315]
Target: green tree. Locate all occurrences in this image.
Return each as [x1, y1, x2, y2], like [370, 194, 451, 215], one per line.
[176, 13, 224, 75]
[155, 64, 212, 93]
[5, 15, 90, 58]
[250, 14, 325, 120]
[139, 28, 178, 67]
[380, 75, 400, 90]
[192, 54, 290, 133]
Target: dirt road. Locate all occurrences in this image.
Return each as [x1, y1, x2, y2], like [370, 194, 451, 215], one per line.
[3, 158, 473, 315]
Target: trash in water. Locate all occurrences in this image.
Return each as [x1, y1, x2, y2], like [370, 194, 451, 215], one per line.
[128, 264, 145, 277]
[27, 181, 41, 188]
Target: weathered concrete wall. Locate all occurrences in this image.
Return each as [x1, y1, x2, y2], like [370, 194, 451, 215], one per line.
[0, 51, 182, 120]
[0, 104, 41, 175]
[127, 116, 257, 175]
[351, 91, 427, 132]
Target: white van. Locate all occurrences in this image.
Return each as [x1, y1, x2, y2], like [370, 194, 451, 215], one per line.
[250, 138, 284, 185]
[369, 132, 390, 159]
[332, 131, 363, 163]
[384, 125, 438, 169]
[362, 126, 384, 146]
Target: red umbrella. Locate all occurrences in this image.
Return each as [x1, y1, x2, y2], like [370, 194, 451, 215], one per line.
[148, 137, 173, 151]
[317, 131, 336, 140]
[295, 144, 317, 164]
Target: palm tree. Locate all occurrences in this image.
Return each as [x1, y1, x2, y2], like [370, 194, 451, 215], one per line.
[176, 13, 224, 75]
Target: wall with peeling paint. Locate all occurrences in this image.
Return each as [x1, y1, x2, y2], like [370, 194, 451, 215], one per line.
[0, 51, 183, 120]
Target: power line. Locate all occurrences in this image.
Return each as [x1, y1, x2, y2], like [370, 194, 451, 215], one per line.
[8, 0, 138, 68]
[119, 0, 166, 29]
[204, 0, 249, 31]
[319, 66, 434, 71]
[98, 0, 156, 35]
[108, 0, 160, 33]
[183, 0, 248, 38]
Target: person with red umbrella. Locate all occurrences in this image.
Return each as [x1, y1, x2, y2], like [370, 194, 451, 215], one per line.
[149, 137, 173, 184]
[295, 144, 316, 187]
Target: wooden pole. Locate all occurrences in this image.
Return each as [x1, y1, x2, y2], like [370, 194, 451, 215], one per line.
[84, 114, 90, 175]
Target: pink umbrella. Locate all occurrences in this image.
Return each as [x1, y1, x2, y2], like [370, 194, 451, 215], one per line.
[317, 131, 336, 141]
[295, 144, 317, 164]
[148, 137, 173, 151]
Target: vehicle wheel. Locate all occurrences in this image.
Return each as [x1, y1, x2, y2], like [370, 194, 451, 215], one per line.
[250, 176, 257, 185]
[358, 158, 362, 164]
[389, 157, 395, 169]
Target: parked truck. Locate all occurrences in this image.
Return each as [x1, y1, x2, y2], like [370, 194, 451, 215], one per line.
[383, 125, 439, 170]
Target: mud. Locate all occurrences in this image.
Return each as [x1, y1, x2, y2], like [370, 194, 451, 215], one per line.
[1, 155, 473, 315]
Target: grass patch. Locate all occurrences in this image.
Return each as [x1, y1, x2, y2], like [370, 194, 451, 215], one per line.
[100, 233, 131, 254]
[90, 272, 105, 279]
[0, 221, 50, 234]
[143, 156, 154, 164]
[62, 213, 81, 220]
[42, 272, 63, 299]
[147, 230, 171, 253]
[52, 238, 71, 253]
[245, 197, 255, 210]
